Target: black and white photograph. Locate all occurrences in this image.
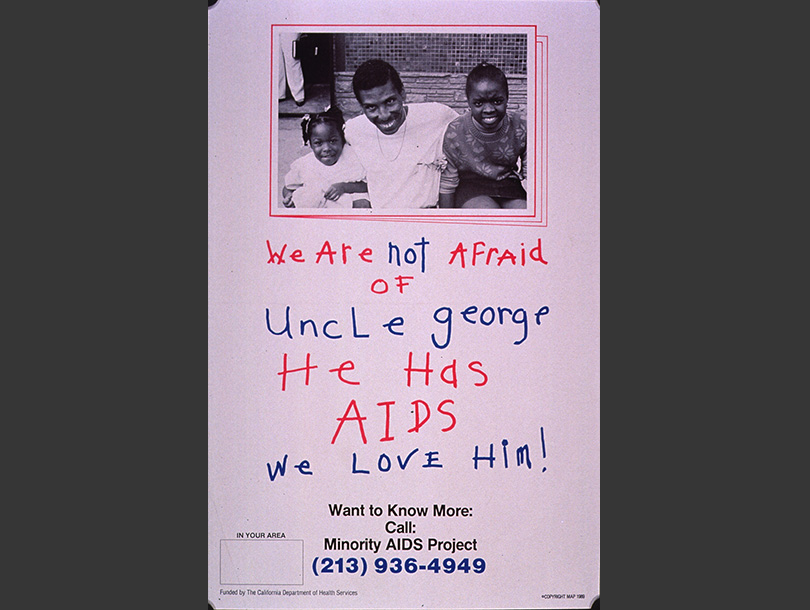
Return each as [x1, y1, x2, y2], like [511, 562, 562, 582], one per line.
[271, 27, 542, 218]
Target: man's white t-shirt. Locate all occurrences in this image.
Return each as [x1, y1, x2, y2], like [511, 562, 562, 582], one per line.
[344, 103, 458, 209]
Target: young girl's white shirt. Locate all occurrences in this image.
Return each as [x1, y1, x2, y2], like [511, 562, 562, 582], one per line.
[283, 144, 366, 208]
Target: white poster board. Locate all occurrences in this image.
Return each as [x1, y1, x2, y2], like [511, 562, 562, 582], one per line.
[209, 1, 599, 607]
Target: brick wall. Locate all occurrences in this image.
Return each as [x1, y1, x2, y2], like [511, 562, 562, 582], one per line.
[335, 72, 528, 119]
[336, 33, 527, 75]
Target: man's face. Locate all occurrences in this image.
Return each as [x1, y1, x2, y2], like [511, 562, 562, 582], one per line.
[356, 80, 406, 135]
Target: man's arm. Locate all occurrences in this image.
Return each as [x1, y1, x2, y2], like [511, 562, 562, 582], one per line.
[323, 181, 368, 201]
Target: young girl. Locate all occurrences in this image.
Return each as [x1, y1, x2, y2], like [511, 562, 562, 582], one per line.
[282, 106, 370, 208]
[439, 63, 527, 209]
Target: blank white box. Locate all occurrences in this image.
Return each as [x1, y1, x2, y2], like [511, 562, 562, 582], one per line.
[220, 539, 304, 585]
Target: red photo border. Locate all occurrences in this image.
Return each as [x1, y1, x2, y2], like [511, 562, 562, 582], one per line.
[269, 25, 547, 227]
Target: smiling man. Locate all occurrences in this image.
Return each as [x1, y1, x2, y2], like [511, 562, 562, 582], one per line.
[344, 59, 458, 209]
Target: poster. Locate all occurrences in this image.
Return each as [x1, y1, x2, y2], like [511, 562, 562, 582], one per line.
[208, 1, 599, 607]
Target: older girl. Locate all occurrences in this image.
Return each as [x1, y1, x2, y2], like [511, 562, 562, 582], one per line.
[439, 63, 527, 209]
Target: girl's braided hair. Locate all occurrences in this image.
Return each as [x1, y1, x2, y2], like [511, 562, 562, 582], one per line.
[301, 105, 346, 145]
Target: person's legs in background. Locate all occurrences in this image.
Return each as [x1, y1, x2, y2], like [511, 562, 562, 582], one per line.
[277, 30, 305, 105]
